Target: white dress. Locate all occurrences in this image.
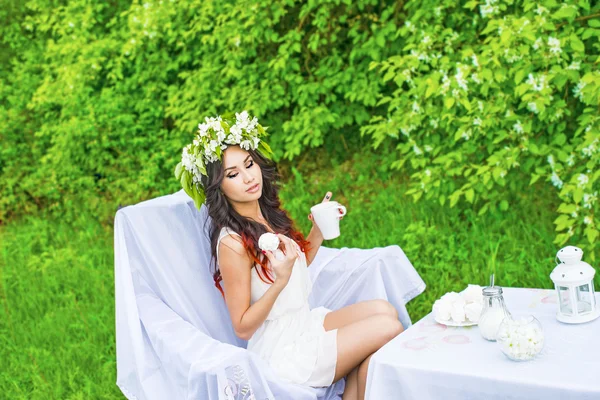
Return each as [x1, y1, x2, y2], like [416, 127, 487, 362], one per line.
[216, 226, 338, 387]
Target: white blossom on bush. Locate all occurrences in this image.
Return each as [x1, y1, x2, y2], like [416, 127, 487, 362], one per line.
[527, 102, 539, 114]
[548, 36, 561, 55]
[577, 174, 589, 188]
[480, 0, 499, 18]
[526, 74, 547, 92]
[551, 172, 563, 189]
[583, 192, 597, 209]
[513, 121, 524, 134]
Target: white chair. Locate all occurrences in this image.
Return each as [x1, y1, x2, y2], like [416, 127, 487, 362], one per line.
[114, 189, 426, 400]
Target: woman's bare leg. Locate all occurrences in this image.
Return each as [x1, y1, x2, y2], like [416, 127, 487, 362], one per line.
[332, 314, 403, 382]
[357, 353, 374, 400]
[342, 367, 358, 400]
[324, 300, 400, 399]
[323, 299, 398, 331]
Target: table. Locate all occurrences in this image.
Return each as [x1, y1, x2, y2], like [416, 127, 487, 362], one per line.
[366, 287, 600, 400]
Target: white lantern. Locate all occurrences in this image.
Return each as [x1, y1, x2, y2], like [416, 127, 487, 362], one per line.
[550, 245, 599, 324]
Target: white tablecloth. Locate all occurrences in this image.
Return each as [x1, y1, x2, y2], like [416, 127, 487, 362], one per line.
[366, 287, 600, 400]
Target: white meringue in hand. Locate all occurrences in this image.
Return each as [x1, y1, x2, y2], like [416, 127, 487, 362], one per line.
[258, 232, 280, 252]
[259, 232, 286, 261]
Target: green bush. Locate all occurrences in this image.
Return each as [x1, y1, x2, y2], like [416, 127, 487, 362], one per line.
[363, 0, 600, 258]
[1, 0, 598, 258]
[0, 0, 405, 223]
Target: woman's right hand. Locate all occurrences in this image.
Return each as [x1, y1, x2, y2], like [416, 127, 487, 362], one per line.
[262, 234, 299, 286]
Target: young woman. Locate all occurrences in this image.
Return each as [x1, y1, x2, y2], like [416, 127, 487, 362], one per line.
[176, 112, 403, 400]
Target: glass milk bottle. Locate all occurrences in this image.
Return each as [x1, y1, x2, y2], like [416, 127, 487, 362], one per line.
[478, 286, 511, 341]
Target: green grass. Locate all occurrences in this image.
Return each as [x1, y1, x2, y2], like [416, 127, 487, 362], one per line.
[0, 144, 588, 398]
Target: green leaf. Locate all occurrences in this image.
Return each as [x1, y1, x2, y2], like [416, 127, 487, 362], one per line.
[464, 0, 478, 10]
[459, 97, 472, 111]
[500, 200, 509, 211]
[450, 191, 461, 207]
[570, 34, 585, 53]
[558, 203, 578, 214]
[445, 97, 455, 109]
[514, 69, 527, 85]
[553, 134, 567, 146]
[573, 188, 584, 204]
[180, 170, 190, 190]
[554, 214, 572, 231]
[586, 226, 599, 244]
[174, 162, 183, 179]
[383, 69, 396, 82]
[552, 6, 577, 20]
[478, 202, 489, 216]
[465, 188, 475, 203]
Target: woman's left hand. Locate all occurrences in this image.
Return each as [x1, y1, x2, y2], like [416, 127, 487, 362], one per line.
[308, 191, 345, 227]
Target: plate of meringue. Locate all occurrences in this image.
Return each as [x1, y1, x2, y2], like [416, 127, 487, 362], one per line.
[432, 284, 483, 327]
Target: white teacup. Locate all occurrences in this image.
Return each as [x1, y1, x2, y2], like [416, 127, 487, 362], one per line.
[310, 201, 347, 240]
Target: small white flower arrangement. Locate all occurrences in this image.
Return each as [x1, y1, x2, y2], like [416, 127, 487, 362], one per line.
[432, 284, 484, 325]
[497, 315, 544, 361]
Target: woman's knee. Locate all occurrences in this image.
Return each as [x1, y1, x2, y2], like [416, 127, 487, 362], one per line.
[370, 299, 399, 320]
[372, 315, 404, 344]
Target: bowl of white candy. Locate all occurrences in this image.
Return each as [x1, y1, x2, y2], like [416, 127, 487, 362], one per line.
[496, 314, 544, 361]
[432, 284, 484, 326]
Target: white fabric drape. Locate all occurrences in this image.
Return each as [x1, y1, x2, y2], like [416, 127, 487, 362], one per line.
[114, 189, 426, 399]
[366, 288, 600, 400]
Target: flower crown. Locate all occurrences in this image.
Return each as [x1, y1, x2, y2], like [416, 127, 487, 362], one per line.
[174, 111, 274, 210]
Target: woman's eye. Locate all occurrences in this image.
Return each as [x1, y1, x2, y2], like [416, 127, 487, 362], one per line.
[227, 161, 254, 179]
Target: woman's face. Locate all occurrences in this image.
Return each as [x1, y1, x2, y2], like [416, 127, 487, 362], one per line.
[220, 145, 263, 203]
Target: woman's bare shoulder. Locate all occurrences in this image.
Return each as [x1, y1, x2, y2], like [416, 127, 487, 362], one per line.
[219, 233, 245, 255]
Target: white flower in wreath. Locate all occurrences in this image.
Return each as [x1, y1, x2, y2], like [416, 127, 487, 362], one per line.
[230, 123, 242, 137]
[225, 134, 237, 145]
[198, 123, 209, 137]
[228, 125, 243, 144]
[240, 139, 252, 151]
[247, 116, 259, 132]
[236, 110, 249, 124]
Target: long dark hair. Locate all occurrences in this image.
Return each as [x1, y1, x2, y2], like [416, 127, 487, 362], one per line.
[201, 145, 312, 296]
